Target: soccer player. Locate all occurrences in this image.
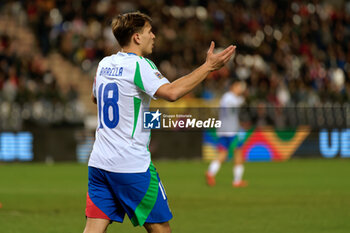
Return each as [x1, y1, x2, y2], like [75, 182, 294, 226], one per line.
[84, 12, 236, 233]
[206, 80, 247, 187]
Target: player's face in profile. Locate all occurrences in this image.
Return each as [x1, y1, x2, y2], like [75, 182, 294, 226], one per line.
[139, 22, 155, 56]
[231, 82, 246, 95]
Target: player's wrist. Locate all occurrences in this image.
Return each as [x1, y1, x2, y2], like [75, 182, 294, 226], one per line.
[203, 61, 214, 72]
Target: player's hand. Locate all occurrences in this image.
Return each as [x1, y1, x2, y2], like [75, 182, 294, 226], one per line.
[205, 41, 236, 71]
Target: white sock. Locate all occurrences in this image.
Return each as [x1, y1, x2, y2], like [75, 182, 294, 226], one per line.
[208, 160, 221, 176]
[233, 164, 244, 183]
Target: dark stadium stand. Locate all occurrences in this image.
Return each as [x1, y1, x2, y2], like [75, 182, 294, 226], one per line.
[0, 0, 349, 130]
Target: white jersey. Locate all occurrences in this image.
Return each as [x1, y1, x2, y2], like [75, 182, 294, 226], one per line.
[88, 52, 169, 173]
[216, 91, 244, 137]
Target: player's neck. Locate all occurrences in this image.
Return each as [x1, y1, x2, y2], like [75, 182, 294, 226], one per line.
[121, 46, 143, 57]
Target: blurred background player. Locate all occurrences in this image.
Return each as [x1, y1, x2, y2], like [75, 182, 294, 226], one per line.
[206, 80, 247, 187]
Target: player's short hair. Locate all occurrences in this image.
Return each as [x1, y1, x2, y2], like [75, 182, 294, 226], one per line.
[111, 12, 152, 47]
[228, 78, 241, 87]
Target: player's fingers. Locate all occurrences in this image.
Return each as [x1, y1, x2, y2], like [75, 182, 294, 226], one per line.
[223, 52, 234, 64]
[220, 50, 235, 65]
[220, 46, 236, 61]
[217, 45, 235, 58]
[207, 41, 215, 54]
[224, 46, 236, 57]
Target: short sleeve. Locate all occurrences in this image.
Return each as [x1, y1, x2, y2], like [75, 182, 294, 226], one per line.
[92, 66, 100, 97]
[221, 94, 244, 108]
[134, 58, 170, 99]
[92, 76, 97, 97]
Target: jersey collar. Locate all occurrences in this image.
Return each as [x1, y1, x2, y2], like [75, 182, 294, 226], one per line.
[118, 52, 138, 56]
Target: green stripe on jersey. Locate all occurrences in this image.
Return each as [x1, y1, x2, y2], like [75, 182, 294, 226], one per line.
[132, 97, 141, 138]
[149, 59, 157, 69]
[131, 162, 159, 226]
[147, 131, 151, 154]
[145, 58, 157, 70]
[134, 62, 145, 91]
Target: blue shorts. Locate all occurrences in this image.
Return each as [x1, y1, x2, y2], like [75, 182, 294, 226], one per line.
[217, 135, 244, 151]
[85, 163, 173, 226]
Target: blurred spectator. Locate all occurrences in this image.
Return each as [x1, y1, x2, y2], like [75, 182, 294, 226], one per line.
[0, 33, 63, 105]
[3, 0, 350, 108]
[23, 0, 350, 105]
[250, 102, 275, 127]
[0, 9, 82, 129]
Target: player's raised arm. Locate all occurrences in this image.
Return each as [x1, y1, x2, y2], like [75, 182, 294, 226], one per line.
[155, 41, 236, 102]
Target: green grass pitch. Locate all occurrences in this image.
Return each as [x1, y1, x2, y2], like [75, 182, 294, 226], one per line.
[0, 159, 349, 233]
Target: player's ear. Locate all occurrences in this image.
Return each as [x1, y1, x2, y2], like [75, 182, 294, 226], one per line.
[133, 33, 141, 45]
